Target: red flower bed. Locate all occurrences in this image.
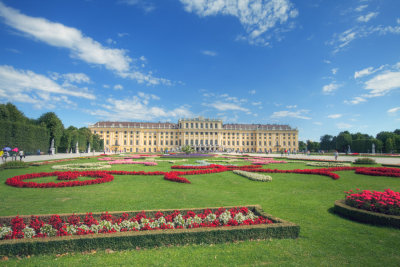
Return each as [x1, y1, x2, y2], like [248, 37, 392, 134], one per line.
[5, 171, 114, 188]
[355, 167, 400, 178]
[345, 188, 400, 216]
[5, 164, 400, 188]
[0, 207, 272, 240]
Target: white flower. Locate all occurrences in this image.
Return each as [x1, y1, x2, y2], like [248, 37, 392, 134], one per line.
[205, 213, 217, 222]
[40, 224, 57, 237]
[0, 226, 12, 239]
[218, 210, 232, 225]
[233, 170, 272, 182]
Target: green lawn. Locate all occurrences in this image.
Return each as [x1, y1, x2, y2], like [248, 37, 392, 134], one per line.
[1, 157, 400, 266]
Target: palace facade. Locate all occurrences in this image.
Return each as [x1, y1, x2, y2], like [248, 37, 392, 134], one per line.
[89, 117, 298, 153]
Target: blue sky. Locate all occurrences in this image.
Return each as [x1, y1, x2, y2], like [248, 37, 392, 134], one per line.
[0, 0, 399, 142]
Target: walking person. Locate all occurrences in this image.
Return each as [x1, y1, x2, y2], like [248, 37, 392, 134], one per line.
[334, 150, 338, 161]
[19, 150, 24, 161]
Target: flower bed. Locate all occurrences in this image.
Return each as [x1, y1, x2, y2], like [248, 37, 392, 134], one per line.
[354, 167, 400, 177]
[30, 159, 76, 166]
[5, 171, 114, 188]
[344, 189, 400, 216]
[51, 163, 112, 170]
[0, 205, 299, 256]
[306, 162, 351, 167]
[108, 160, 157, 166]
[333, 199, 400, 228]
[233, 170, 272, 182]
[161, 153, 214, 158]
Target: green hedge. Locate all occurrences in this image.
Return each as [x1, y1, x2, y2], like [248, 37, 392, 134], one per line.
[0, 205, 299, 256]
[0, 120, 49, 154]
[333, 200, 400, 228]
[353, 157, 376, 165]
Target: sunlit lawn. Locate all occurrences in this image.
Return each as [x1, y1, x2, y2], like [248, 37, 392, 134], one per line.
[0, 156, 399, 266]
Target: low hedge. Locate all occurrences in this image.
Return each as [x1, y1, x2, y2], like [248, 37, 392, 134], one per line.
[0, 161, 28, 170]
[0, 205, 299, 256]
[333, 200, 400, 228]
[353, 158, 376, 165]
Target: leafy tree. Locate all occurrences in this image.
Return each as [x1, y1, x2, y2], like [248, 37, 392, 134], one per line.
[37, 112, 64, 151]
[181, 145, 194, 154]
[385, 138, 395, 153]
[298, 141, 306, 151]
[336, 131, 352, 152]
[320, 135, 334, 151]
[306, 140, 320, 152]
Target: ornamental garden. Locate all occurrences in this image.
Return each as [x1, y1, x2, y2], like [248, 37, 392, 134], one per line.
[0, 153, 399, 266]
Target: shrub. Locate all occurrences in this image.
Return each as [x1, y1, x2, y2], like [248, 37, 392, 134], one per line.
[0, 161, 28, 170]
[353, 158, 376, 165]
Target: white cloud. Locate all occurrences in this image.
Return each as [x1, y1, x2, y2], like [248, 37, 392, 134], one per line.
[117, 32, 129, 37]
[364, 71, 400, 97]
[270, 109, 311, 120]
[313, 122, 323, 126]
[205, 101, 249, 112]
[90, 94, 192, 121]
[0, 2, 170, 86]
[50, 72, 91, 84]
[331, 68, 338, 75]
[252, 101, 262, 106]
[344, 96, 366, 105]
[357, 12, 378, 23]
[286, 105, 297, 109]
[355, 5, 368, 12]
[118, 0, 155, 13]
[324, 59, 331, 64]
[327, 114, 342, 119]
[330, 24, 400, 53]
[397, 18, 400, 24]
[249, 89, 256, 95]
[106, 38, 116, 45]
[354, 67, 373, 79]
[336, 123, 352, 129]
[388, 107, 400, 114]
[113, 84, 123, 90]
[0, 65, 95, 108]
[202, 50, 217, 56]
[322, 83, 340, 94]
[180, 0, 298, 46]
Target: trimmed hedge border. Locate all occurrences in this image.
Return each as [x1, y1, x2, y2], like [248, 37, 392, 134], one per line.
[0, 205, 299, 256]
[382, 164, 400, 168]
[333, 200, 400, 228]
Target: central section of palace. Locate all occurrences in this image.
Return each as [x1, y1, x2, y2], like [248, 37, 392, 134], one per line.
[89, 117, 298, 153]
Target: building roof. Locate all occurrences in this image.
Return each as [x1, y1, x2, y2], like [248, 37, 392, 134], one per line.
[90, 121, 296, 131]
[90, 121, 179, 129]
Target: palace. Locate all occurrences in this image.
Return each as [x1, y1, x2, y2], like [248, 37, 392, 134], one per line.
[89, 117, 298, 153]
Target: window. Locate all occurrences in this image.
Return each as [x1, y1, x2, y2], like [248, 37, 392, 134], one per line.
[269, 141, 271, 146]
[136, 140, 139, 145]
[106, 140, 109, 145]
[190, 140, 193, 145]
[201, 123, 203, 128]
[237, 141, 239, 145]
[124, 131, 127, 134]
[124, 140, 127, 145]
[144, 141, 146, 145]
[154, 141, 156, 145]
[186, 123, 188, 128]
[166, 141, 169, 145]
[196, 123, 198, 128]
[215, 123, 218, 128]
[161, 141, 163, 145]
[191, 123, 193, 128]
[130, 140, 133, 145]
[185, 140, 188, 145]
[228, 141, 230, 145]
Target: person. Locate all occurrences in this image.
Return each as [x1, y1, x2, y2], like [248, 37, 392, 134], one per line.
[19, 150, 24, 161]
[334, 150, 338, 161]
[4, 151, 9, 162]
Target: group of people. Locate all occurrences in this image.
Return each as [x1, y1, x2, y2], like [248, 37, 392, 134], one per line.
[1, 150, 25, 162]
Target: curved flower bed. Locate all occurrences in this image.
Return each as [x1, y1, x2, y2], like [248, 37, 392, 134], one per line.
[233, 170, 272, 182]
[51, 163, 112, 170]
[30, 159, 76, 166]
[0, 207, 271, 240]
[345, 188, 400, 216]
[5, 165, 400, 188]
[5, 171, 114, 188]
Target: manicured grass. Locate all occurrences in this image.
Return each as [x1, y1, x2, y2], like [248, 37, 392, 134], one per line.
[1, 156, 400, 266]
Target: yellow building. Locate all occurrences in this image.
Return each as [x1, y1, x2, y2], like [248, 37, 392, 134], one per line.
[89, 117, 298, 153]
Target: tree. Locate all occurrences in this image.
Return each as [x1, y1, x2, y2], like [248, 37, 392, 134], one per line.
[37, 112, 64, 152]
[306, 140, 320, 152]
[385, 138, 394, 153]
[336, 131, 352, 152]
[181, 145, 194, 155]
[320, 135, 334, 151]
[298, 141, 306, 152]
